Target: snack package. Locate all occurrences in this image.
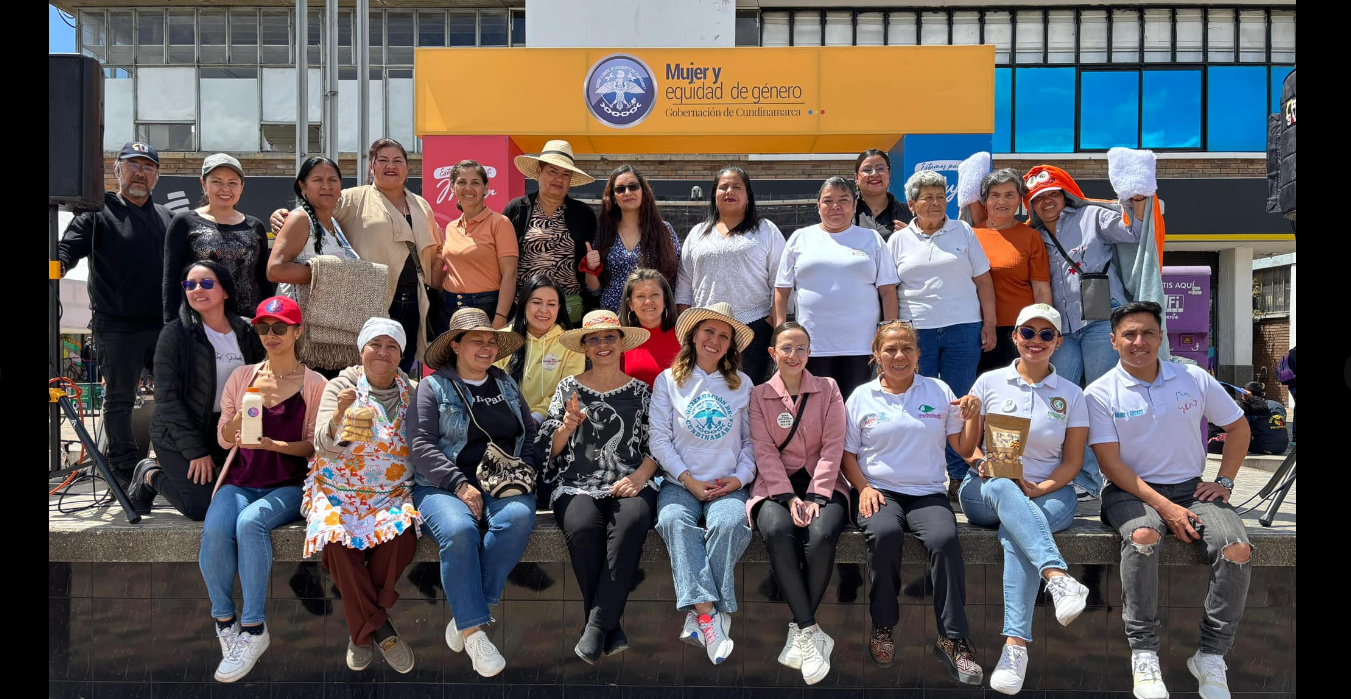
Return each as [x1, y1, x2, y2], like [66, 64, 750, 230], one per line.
[340, 406, 377, 442]
[983, 414, 1031, 479]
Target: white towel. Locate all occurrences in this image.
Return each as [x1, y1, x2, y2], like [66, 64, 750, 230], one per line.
[1107, 148, 1158, 199]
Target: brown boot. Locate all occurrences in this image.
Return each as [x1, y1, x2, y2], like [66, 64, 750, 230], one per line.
[934, 636, 982, 685]
[947, 478, 960, 501]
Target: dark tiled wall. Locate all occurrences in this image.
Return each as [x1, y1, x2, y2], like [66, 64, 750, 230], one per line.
[50, 560, 1295, 698]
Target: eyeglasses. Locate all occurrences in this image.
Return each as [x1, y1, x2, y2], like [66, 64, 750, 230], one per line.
[775, 345, 810, 356]
[120, 160, 159, 174]
[253, 322, 295, 336]
[584, 334, 622, 348]
[181, 279, 216, 291]
[1017, 327, 1059, 342]
[859, 166, 889, 176]
[613, 183, 642, 194]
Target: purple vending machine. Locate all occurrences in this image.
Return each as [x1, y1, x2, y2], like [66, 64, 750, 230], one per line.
[1162, 266, 1212, 369]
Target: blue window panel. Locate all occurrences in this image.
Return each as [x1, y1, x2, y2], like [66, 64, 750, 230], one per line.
[1142, 69, 1201, 149]
[1080, 71, 1140, 149]
[1014, 67, 1075, 152]
[1271, 66, 1294, 112]
[1207, 66, 1267, 151]
[994, 67, 1012, 152]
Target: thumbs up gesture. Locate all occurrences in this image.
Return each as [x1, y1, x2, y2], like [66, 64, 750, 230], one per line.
[584, 242, 601, 270]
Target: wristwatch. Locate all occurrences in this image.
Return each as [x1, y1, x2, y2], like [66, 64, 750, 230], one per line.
[1214, 476, 1234, 490]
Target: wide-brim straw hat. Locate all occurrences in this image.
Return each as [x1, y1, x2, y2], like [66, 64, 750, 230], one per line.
[426, 308, 524, 370]
[513, 139, 596, 186]
[558, 310, 651, 354]
[674, 302, 754, 353]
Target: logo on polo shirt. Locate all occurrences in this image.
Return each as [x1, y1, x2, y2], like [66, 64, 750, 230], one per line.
[862, 412, 890, 429]
[1114, 408, 1146, 419]
[684, 392, 733, 440]
[1175, 392, 1198, 414]
[1050, 397, 1067, 414]
[917, 404, 943, 420]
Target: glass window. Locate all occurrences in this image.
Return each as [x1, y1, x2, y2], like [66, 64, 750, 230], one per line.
[921, 12, 948, 46]
[1143, 9, 1171, 63]
[200, 11, 226, 64]
[80, 10, 106, 59]
[1239, 10, 1266, 62]
[105, 67, 133, 80]
[1143, 69, 1201, 148]
[762, 12, 789, 47]
[416, 10, 445, 47]
[480, 11, 509, 47]
[369, 11, 384, 65]
[1081, 71, 1139, 149]
[1176, 9, 1203, 62]
[856, 12, 883, 46]
[1014, 67, 1075, 152]
[888, 12, 917, 46]
[108, 11, 133, 64]
[137, 123, 194, 151]
[793, 11, 821, 46]
[1079, 10, 1107, 63]
[952, 12, 979, 45]
[1047, 10, 1075, 64]
[825, 12, 851, 46]
[387, 11, 413, 63]
[339, 10, 354, 65]
[1015, 10, 1042, 63]
[260, 10, 291, 65]
[1271, 66, 1294, 113]
[1208, 9, 1235, 63]
[736, 10, 760, 46]
[261, 123, 321, 154]
[994, 67, 1012, 153]
[1271, 11, 1295, 62]
[449, 11, 476, 47]
[201, 67, 257, 79]
[137, 10, 164, 64]
[1207, 66, 1267, 151]
[1111, 9, 1139, 63]
[305, 10, 321, 66]
[983, 11, 1009, 64]
[168, 11, 194, 63]
[230, 9, 258, 65]
[511, 10, 526, 47]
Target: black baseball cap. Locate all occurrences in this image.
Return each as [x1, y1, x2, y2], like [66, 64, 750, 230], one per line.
[118, 142, 160, 165]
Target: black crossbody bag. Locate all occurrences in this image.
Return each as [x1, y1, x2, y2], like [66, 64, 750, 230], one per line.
[1046, 233, 1112, 321]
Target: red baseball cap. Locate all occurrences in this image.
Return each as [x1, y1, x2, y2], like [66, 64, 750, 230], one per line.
[253, 296, 303, 325]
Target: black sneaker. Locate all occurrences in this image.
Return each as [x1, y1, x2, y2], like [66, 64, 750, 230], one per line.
[127, 459, 160, 515]
[603, 624, 629, 656]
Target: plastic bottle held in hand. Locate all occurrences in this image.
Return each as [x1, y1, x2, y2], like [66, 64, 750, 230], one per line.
[240, 387, 264, 445]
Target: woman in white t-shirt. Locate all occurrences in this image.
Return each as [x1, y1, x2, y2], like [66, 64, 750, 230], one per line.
[840, 321, 982, 683]
[773, 177, 900, 400]
[136, 261, 264, 520]
[959, 303, 1091, 695]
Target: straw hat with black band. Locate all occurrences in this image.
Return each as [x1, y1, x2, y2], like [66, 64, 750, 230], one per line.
[425, 308, 524, 370]
[559, 310, 650, 354]
[674, 302, 754, 352]
[513, 139, 596, 187]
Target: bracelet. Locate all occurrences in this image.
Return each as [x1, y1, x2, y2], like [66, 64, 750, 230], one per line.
[495, 312, 509, 319]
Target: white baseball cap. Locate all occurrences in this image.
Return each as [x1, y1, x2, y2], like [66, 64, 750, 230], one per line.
[1014, 303, 1063, 333]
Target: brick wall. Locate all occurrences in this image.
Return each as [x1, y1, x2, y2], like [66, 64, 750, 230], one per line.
[1252, 316, 1292, 408]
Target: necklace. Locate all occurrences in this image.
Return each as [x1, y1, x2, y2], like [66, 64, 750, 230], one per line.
[262, 360, 304, 380]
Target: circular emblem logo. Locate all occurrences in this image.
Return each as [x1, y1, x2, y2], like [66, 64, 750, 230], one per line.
[683, 392, 733, 440]
[541, 353, 560, 372]
[1002, 399, 1017, 412]
[777, 412, 794, 429]
[246, 407, 260, 418]
[266, 298, 283, 314]
[584, 54, 656, 129]
[1050, 397, 1067, 414]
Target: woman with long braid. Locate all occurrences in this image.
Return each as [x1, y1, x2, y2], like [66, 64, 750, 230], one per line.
[267, 156, 358, 300]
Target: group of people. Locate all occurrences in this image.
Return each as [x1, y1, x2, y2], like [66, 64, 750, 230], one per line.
[57, 138, 1256, 699]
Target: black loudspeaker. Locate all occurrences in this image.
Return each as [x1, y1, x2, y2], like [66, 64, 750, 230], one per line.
[49, 54, 104, 211]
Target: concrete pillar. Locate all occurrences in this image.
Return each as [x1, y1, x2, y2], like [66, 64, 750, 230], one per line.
[1216, 246, 1254, 385]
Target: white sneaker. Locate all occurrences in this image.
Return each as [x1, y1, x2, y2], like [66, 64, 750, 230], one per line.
[215, 627, 270, 683]
[681, 611, 703, 648]
[1046, 574, 1090, 626]
[446, 617, 464, 653]
[464, 629, 505, 678]
[989, 644, 1029, 695]
[1187, 651, 1231, 699]
[214, 620, 241, 660]
[1131, 650, 1170, 699]
[698, 611, 734, 665]
[796, 625, 833, 686]
[777, 623, 802, 669]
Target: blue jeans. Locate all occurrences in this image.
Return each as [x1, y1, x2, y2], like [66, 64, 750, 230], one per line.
[414, 484, 536, 630]
[1050, 320, 1117, 496]
[199, 485, 304, 625]
[958, 475, 1076, 641]
[917, 321, 983, 480]
[655, 485, 752, 613]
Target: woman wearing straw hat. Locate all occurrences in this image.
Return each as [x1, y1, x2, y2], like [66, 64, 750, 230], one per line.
[503, 140, 599, 324]
[537, 310, 659, 664]
[408, 308, 537, 678]
[650, 302, 757, 665]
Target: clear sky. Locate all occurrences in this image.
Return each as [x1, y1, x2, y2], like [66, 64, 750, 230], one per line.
[50, 5, 76, 53]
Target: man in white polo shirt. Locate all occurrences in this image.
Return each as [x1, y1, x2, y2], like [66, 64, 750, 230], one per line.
[1085, 301, 1251, 699]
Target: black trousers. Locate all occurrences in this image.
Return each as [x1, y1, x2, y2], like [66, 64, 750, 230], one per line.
[740, 317, 774, 386]
[94, 325, 160, 473]
[854, 489, 969, 638]
[388, 289, 421, 374]
[149, 412, 227, 521]
[753, 483, 849, 627]
[554, 488, 658, 631]
[977, 324, 1018, 374]
[806, 355, 874, 402]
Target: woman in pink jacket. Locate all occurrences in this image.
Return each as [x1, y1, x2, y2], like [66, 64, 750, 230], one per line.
[747, 321, 850, 686]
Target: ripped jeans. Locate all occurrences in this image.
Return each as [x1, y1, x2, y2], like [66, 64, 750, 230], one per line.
[1102, 478, 1252, 655]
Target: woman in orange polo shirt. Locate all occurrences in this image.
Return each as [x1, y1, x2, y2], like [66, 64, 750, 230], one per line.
[431, 160, 519, 335]
[969, 168, 1052, 373]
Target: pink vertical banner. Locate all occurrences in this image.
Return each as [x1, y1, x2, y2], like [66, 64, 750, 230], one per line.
[421, 135, 526, 231]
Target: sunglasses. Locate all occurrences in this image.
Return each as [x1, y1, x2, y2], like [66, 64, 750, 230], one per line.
[253, 322, 296, 336]
[584, 334, 621, 347]
[1017, 327, 1059, 342]
[181, 279, 217, 291]
[612, 183, 642, 194]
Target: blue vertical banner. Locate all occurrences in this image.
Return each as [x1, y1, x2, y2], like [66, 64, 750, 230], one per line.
[891, 134, 994, 220]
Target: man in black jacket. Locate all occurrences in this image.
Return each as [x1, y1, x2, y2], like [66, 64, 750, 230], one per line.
[58, 142, 173, 485]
